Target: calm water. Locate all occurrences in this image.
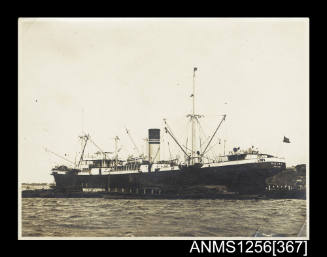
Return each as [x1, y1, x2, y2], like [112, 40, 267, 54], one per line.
[22, 198, 306, 237]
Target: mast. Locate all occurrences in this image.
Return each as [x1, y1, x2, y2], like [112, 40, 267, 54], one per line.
[191, 67, 197, 165]
[77, 134, 89, 168]
[166, 68, 225, 166]
[185, 67, 202, 165]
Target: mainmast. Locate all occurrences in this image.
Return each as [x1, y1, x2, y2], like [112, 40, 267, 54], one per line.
[165, 68, 225, 166]
[188, 67, 202, 164]
[192, 67, 196, 165]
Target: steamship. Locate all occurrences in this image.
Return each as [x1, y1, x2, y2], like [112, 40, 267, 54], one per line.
[51, 68, 286, 195]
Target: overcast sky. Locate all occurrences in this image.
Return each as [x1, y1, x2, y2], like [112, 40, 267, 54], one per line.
[18, 18, 309, 183]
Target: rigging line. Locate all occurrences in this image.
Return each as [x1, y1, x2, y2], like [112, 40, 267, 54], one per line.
[201, 133, 222, 157]
[202, 115, 226, 156]
[167, 141, 172, 160]
[194, 117, 206, 151]
[88, 136, 106, 157]
[195, 116, 207, 139]
[181, 117, 192, 153]
[172, 115, 189, 142]
[194, 117, 210, 152]
[166, 116, 190, 151]
[125, 128, 141, 156]
[164, 126, 189, 158]
[78, 135, 89, 167]
[161, 130, 168, 159]
[197, 118, 216, 150]
[163, 119, 183, 150]
[204, 137, 221, 156]
[202, 156, 217, 162]
[181, 144, 193, 152]
[152, 146, 160, 163]
[164, 121, 178, 141]
[44, 147, 75, 165]
[184, 118, 191, 154]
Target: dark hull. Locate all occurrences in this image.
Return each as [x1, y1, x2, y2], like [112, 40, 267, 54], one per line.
[53, 162, 285, 194]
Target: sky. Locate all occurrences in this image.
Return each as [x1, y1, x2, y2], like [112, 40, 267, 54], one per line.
[18, 18, 309, 183]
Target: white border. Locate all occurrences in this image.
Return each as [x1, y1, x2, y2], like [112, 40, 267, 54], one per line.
[18, 17, 309, 241]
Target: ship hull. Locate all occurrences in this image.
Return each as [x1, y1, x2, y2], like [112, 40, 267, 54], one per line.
[53, 162, 285, 194]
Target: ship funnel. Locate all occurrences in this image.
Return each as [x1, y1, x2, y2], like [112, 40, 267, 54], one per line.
[148, 129, 160, 163]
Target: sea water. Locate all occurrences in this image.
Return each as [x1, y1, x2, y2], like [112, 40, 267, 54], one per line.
[21, 198, 306, 237]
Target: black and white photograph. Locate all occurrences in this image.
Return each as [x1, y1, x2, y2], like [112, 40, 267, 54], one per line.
[18, 18, 309, 240]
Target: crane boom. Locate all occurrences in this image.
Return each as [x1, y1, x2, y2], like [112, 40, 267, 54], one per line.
[201, 114, 226, 157]
[164, 126, 189, 159]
